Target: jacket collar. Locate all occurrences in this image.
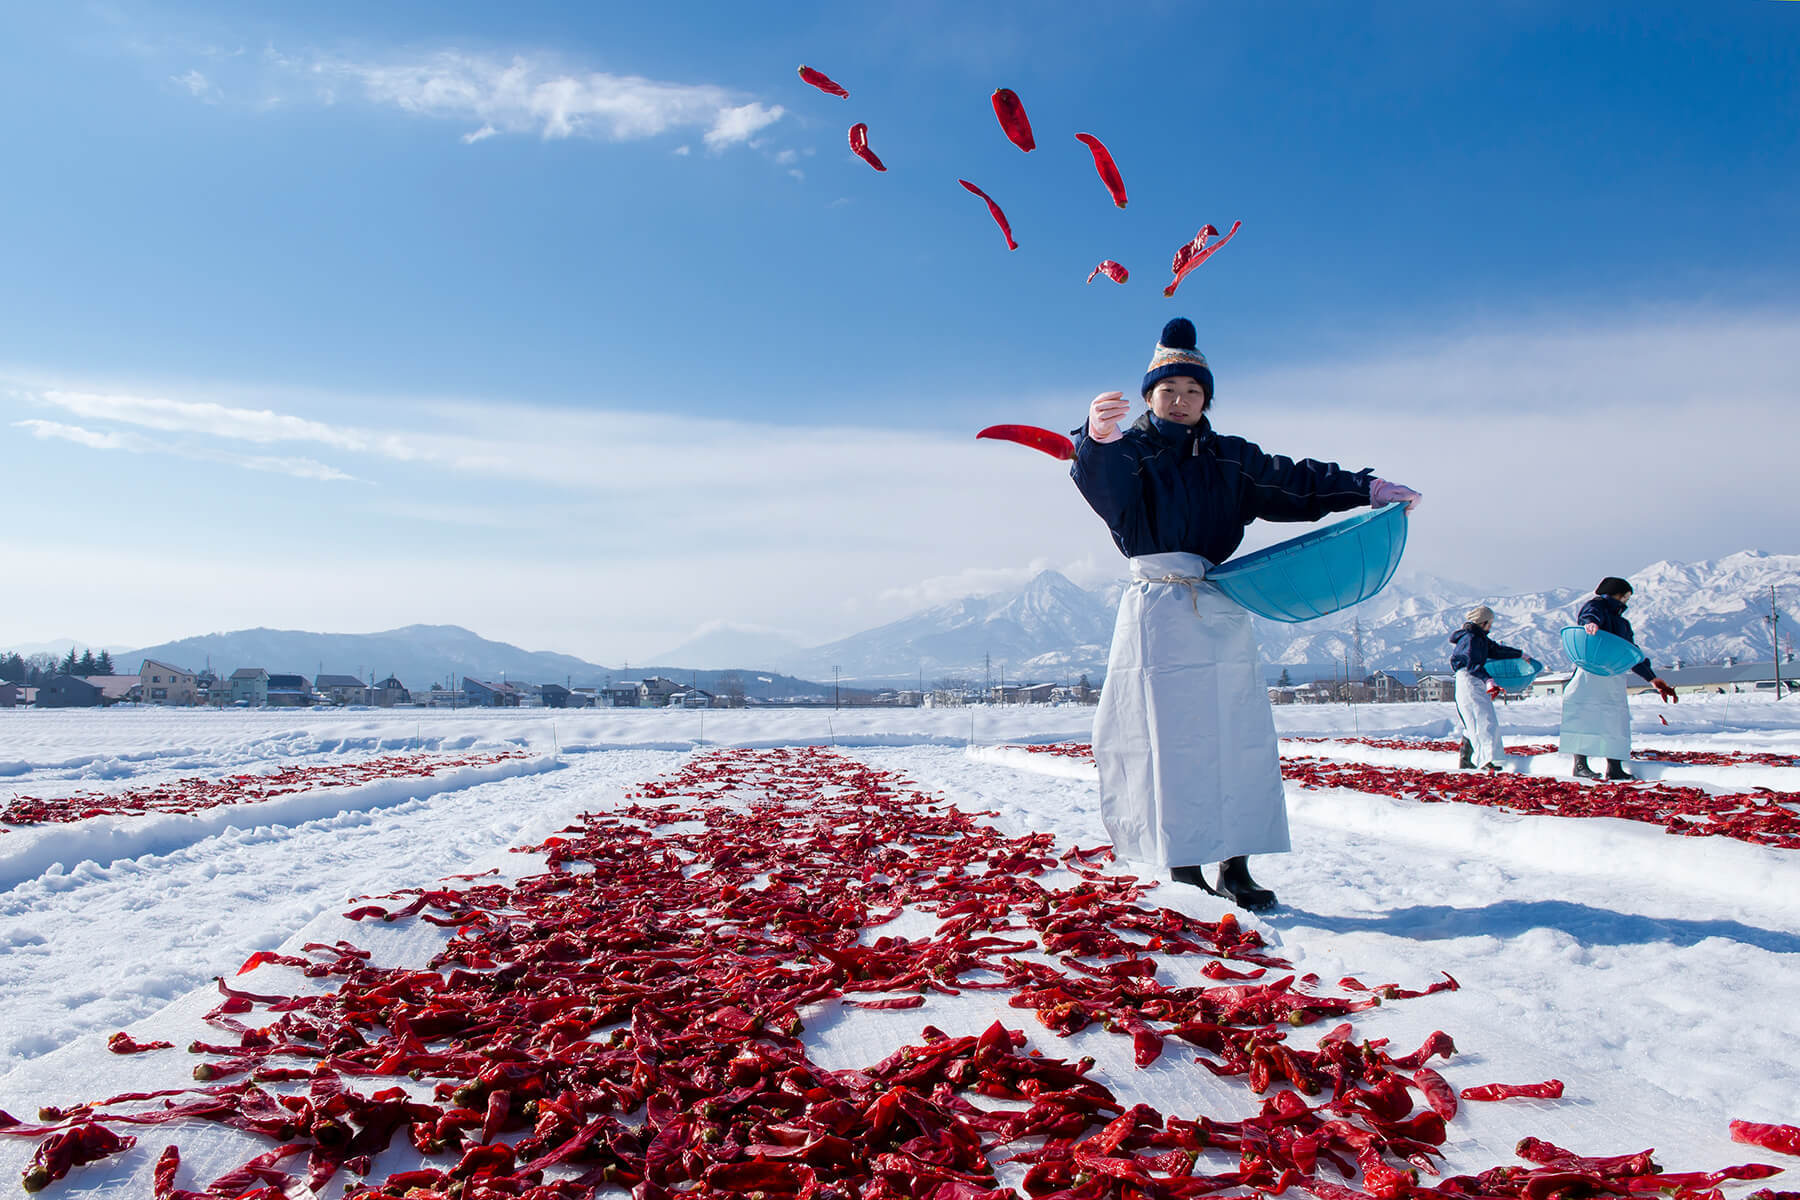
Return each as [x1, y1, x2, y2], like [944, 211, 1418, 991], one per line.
[1133, 411, 1213, 450]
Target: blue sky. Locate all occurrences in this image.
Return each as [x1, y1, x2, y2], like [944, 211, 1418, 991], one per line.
[3, 1, 1797, 665]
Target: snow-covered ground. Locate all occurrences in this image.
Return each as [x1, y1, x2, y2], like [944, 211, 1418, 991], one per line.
[2, 695, 1798, 1193]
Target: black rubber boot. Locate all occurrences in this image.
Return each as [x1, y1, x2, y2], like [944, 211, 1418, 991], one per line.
[1216, 856, 1277, 912]
[1604, 758, 1633, 781]
[1170, 864, 1224, 897]
[1571, 755, 1599, 780]
[1457, 739, 1473, 770]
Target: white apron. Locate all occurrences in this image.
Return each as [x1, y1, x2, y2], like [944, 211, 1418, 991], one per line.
[1453, 669, 1503, 767]
[1559, 667, 1632, 761]
[1092, 552, 1289, 868]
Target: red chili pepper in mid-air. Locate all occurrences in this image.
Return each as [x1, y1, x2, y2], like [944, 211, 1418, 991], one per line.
[1460, 1079, 1565, 1101]
[1163, 220, 1243, 297]
[959, 179, 1018, 250]
[1085, 260, 1129, 285]
[848, 123, 886, 171]
[1733, 1120, 1800, 1157]
[797, 65, 848, 98]
[991, 88, 1035, 151]
[1075, 133, 1127, 207]
[976, 425, 1075, 461]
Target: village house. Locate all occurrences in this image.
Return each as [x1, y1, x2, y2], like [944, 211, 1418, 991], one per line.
[228, 668, 269, 706]
[138, 659, 199, 706]
[1414, 673, 1457, 703]
[462, 678, 523, 707]
[314, 674, 370, 706]
[372, 676, 411, 706]
[1365, 670, 1422, 703]
[601, 681, 647, 707]
[266, 674, 312, 706]
[35, 674, 135, 706]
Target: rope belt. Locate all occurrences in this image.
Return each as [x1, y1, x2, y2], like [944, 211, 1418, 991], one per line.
[1149, 573, 1204, 615]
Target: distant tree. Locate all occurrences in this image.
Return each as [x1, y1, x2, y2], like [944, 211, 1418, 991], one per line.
[1277, 668, 1292, 687]
[0, 653, 24, 683]
[97, 650, 115, 675]
[77, 650, 98, 675]
[717, 671, 746, 708]
[26, 653, 58, 685]
[60, 647, 79, 674]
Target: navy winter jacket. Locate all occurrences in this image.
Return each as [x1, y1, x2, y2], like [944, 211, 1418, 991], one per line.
[1449, 624, 1524, 682]
[1071, 413, 1374, 563]
[1578, 595, 1656, 682]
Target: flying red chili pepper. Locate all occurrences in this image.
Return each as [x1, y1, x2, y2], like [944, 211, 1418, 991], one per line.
[1460, 1079, 1565, 1101]
[848, 123, 886, 171]
[1075, 133, 1128, 207]
[1733, 1120, 1800, 1157]
[1163, 220, 1243, 297]
[976, 424, 1075, 461]
[991, 88, 1035, 151]
[797, 65, 848, 98]
[958, 179, 1018, 250]
[1086, 259, 1129, 285]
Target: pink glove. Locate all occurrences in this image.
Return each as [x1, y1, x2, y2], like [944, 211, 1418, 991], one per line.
[1485, 680, 1503, 699]
[1584, 622, 1600, 635]
[1087, 391, 1131, 444]
[1370, 478, 1422, 512]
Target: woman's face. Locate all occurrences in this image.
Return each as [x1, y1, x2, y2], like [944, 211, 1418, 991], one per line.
[1147, 376, 1208, 425]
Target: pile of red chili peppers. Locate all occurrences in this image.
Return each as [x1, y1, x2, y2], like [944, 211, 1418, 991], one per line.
[1284, 738, 1800, 770]
[5, 747, 1793, 1198]
[1, 751, 528, 830]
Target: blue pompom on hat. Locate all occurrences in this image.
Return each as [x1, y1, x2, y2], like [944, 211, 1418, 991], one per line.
[1141, 317, 1215, 402]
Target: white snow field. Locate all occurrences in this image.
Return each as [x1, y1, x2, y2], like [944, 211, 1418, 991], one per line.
[1, 696, 1798, 1194]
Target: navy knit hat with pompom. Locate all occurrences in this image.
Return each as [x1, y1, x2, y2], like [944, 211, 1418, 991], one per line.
[1141, 317, 1214, 402]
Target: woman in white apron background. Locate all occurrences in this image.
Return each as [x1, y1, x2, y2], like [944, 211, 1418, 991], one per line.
[1449, 605, 1536, 771]
[1071, 317, 1421, 911]
[1560, 577, 1678, 780]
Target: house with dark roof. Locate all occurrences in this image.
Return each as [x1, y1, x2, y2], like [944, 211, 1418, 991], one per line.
[35, 675, 104, 707]
[373, 676, 411, 707]
[315, 674, 370, 706]
[266, 674, 312, 706]
[1366, 670, 1423, 703]
[228, 668, 269, 706]
[462, 678, 522, 707]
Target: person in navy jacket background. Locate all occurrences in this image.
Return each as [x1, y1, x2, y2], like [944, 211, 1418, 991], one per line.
[1449, 605, 1537, 770]
[1071, 317, 1421, 911]
[1560, 577, 1677, 780]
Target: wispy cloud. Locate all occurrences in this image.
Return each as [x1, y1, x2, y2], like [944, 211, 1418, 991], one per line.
[171, 68, 219, 102]
[15, 417, 356, 481]
[267, 50, 785, 149]
[36, 389, 419, 459]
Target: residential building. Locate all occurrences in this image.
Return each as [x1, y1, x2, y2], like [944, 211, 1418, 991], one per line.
[640, 676, 686, 707]
[1014, 683, 1057, 704]
[1366, 670, 1423, 703]
[1414, 674, 1457, 703]
[83, 676, 140, 704]
[1635, 656, 1798, 697]
[228, 669, 269, 706]
[0, 682, 24, 708]
[315, 674, 369, 705]
[139, 659, 199, 706]
[36, 675, 104, 707]
[602, 681, 647, 707]
[266, 674, 312, 706]
[373, 676, 411, 707]
[463, 678, 522, 707]
[1531, 671, 1574, 698]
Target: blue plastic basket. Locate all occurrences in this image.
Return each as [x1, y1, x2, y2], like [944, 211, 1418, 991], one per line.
[1560, 626, 1644, 677]
[1209, 505, 1409, 623]
[1483, 657, 1542, 693]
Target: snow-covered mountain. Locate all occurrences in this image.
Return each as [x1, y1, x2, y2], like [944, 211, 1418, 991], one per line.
[784, 551, 1797, 684]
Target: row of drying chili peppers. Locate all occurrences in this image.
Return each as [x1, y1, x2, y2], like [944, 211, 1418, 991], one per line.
[5, 747, 1794, 1198]
[1002, 743, 1800, 851]
[796, 65, 1233, 295]
[1, 751, 529, 829]
[1284, 738, 1800, 770]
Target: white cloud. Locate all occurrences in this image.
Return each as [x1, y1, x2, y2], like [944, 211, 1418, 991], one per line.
[15, 419, 137, 451]
[284, 51, 784, 148]
[774, 149, 798, 165]
[672, 144, 691, 156]
[171, 69, 218, 101]
[460, 123, 498, 144]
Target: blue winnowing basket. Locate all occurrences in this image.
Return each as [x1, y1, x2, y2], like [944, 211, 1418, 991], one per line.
[1484, 657, 1542, 693]
[1560, 626, 1644, 677]
[1208, 505, 1409, 623]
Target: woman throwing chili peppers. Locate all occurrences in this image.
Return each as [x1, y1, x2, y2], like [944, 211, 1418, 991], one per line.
[1560, 577, 1678, 780]
[1071, 317, 1421, 911]
[1449, 605, 1536, 771]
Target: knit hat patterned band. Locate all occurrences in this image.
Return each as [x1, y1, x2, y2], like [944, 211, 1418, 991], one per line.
[1141, 317, 1215, 400]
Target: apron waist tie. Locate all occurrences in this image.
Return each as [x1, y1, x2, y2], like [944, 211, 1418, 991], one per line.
[1149, 574, 1204, 616]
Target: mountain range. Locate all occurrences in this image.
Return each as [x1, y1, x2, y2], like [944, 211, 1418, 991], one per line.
[77, 549, 1797, 691]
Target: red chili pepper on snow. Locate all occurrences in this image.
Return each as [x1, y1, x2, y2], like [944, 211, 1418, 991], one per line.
[1413, 1067, 1457, 1120]
[20, 1123, 135, 1193]
[848, 123, 886, 171]
[958, 179, 1018, 250]
[991, 88, 1035, 151]
[1085, 259, 1129, 285]
[106, 1031, 174, 1054]
[1460, 1079, 1564, 1101]
[976, 424, 1075, 461]
[1163, 220, 1243, 297]
[797, 65, 848, 98]
[1734, 1120, 1800, 1157]
[1075, 133, 1127, 207]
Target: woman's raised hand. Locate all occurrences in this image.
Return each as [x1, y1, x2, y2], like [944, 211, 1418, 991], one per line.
[1087, 391, 1131, 443]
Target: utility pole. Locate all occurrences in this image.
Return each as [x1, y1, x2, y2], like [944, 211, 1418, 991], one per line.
[1769, 585, 1784, 701]
[833, 665, 840, 710]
